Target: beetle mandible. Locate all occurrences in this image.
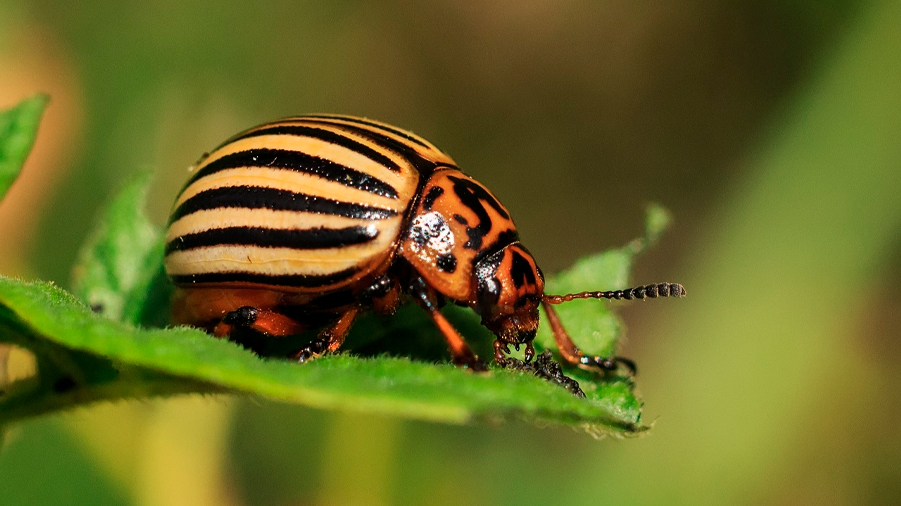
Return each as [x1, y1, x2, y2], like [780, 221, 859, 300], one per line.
[164, 114, 684, 371]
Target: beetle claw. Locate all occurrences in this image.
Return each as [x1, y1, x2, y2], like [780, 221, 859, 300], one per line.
[494, 339, 537, 365]
[455, 355, 489, 372]
[468, 359, 490, 372]
[493, 339, 511, 365]
[294, 338, 329, 364]
[579, 355, 637, 376]
[524, 342, 535, 363]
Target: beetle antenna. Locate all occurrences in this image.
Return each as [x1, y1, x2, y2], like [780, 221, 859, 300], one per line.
[543, 282, 686, 305]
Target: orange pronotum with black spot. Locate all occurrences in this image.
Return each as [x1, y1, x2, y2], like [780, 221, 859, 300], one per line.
[165, 115, 684, 371]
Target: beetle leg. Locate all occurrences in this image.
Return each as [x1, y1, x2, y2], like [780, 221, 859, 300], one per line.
[294, 306, 361, 363]
[410, 279, 487, 371]
[321, 306, 361, 353]
[214, 306, 306, 337]
[428, 309, 488, 371]
[493, 340, 511, 364]
[541, 300, 637, 375]
[367, 278, 402, 316]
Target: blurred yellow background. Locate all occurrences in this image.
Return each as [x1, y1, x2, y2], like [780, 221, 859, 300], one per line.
[1, 1, 900, 505]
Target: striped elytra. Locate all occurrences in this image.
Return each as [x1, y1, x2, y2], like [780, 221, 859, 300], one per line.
[166, 114, 685, 377]
[165, 115, 453, 293]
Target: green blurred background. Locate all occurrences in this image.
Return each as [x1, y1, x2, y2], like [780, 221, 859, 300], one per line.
[1, 0, 900, 504]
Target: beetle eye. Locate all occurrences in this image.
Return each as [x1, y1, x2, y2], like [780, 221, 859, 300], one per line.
[473, 249, 505, 314]
[476, 277, 501, 310]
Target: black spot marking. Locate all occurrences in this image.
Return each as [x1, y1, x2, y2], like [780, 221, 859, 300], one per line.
[422, 186, 444, 210]
[472, 229, 520, 265]
[452, 214, 468, 225]
[436, 253, 457, 273]
[515, 295, 540, 309]
[447, 176, 509, 251]
[408, 223, 429, 247]
[509, 249, 537, 289]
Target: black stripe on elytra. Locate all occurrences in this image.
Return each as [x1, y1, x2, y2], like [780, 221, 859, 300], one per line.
[301, 119, 445, 177]
[170, 267, 360, 288]
[234, 125, 402, 172]
[185, 148, 398, 199]
[165, 225, 379, 255]
[304, 115, 431, 148]
[170, 186, 398, 224]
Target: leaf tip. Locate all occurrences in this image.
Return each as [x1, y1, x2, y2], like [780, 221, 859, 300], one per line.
[626, 203, 673, 255]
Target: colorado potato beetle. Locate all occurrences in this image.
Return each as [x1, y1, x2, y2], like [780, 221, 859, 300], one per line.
[165, 115, 684, 371]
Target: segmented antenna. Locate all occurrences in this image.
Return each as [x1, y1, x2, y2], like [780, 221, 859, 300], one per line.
[543, 282, 686, 305]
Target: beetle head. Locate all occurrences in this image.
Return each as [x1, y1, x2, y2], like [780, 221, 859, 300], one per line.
[473, 243, 544, 345]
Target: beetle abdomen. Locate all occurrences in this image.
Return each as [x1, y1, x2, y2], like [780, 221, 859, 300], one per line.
[165, 116, 454, 292]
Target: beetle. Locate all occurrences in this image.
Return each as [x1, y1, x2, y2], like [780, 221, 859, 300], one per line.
[165, 114, 684, 372]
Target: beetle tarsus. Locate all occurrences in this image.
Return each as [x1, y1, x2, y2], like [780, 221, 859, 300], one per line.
[458, 356, 489, 372]
[579, 355, 637, 376]
[450, 340, 487, 372]
[524, 342, 535, 363]
[295, 338, 330, 364]
[493, 340, 511, 365]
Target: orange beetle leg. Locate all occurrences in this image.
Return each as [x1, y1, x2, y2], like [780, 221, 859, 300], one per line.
[409, 279, 487, 371]
[428, 309, 486, 371]
[214, 306, 306, 338]
[371, 280, 402, 316]
[173, 287, 286, 331]
[294, 306, 361, 363]
[541, 300, 636, 375]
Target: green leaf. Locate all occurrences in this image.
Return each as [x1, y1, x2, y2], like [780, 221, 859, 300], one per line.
[0, 170, 673, 434]
[0, 94, 49, 200]
[0, 277, 643, 435]
[70, 171, 169, 326]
